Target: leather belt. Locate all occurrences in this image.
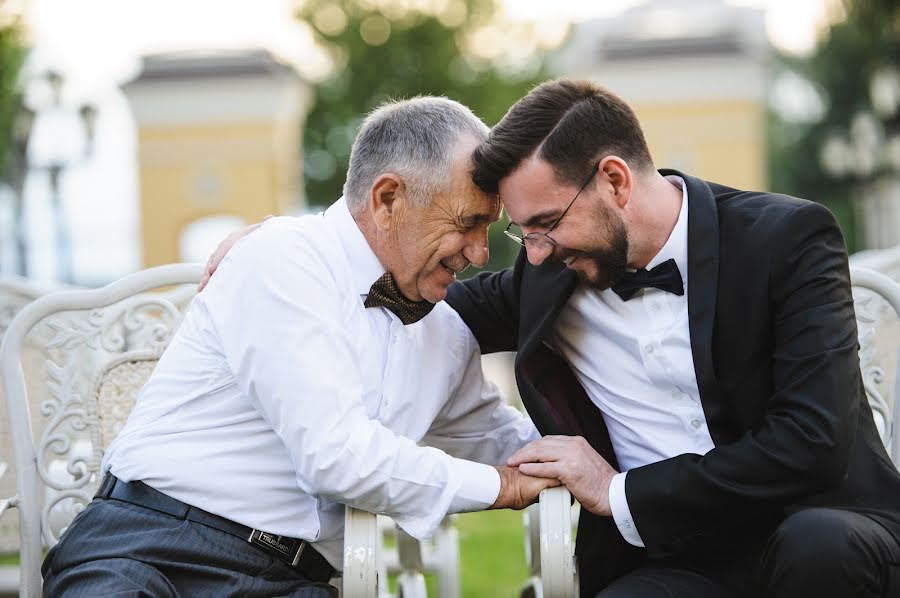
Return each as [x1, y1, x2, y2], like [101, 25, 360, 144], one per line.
[95, 475, 335, 583]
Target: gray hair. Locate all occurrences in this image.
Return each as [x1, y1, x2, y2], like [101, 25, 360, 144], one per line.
[343, 96, 489, 213]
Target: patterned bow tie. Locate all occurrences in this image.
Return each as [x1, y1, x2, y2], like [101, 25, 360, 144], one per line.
[364, 272, 435, 325]
[611, 258, 685, 301]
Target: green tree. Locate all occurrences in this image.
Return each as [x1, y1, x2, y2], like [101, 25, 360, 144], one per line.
[297, 0, 549, 274]
[0, 3, 25, 179]
[768, 0, 899, 251]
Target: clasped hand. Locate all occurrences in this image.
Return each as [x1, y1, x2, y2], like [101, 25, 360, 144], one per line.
[506, 435, 618, 517]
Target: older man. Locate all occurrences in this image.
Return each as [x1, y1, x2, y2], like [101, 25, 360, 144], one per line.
[41, 97, 547, 598]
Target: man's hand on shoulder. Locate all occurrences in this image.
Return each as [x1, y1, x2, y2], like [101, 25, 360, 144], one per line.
[507, 435, 618, 517]
[490, 465, 560, 510]
[198, 216, 275, 292]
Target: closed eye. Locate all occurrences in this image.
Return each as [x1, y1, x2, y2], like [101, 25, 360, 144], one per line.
[460, 215, 494, 231]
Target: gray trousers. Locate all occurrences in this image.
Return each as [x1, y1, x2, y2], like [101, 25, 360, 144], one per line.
[42, 499, 337, 598]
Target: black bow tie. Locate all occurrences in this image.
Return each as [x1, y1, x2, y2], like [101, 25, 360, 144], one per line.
[611, 258, 684, 301]
[364, 272, 435, 325]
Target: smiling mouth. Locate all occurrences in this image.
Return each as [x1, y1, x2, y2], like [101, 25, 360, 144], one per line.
[440, 259, 467, 276]
[562, 255, 577, 266]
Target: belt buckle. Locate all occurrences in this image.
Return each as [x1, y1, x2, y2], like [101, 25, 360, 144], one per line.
[248, 529, 305, 567]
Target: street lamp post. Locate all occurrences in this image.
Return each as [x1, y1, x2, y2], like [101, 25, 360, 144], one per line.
[12, 70, 96, 282]
[10, 102, 33, 277]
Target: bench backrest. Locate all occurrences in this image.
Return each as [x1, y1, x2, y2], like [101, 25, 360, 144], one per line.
[0, 264, 202, 597]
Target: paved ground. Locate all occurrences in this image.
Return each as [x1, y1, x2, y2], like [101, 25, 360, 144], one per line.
[0, 565, 17, 597]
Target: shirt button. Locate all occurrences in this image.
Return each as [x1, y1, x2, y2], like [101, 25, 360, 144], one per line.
[644, 344, 655, 354]
[651, 303, 661, 312]
[690, 419, 702, 429]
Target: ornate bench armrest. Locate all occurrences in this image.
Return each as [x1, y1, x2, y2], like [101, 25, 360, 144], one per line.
[343, 506, 380, 597]
[538, 486, 578, 598]
[0, 495, 17, 519]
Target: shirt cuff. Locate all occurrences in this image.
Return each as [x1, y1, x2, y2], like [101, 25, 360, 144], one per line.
[447, 458, 500, 512]
[609, 472, 645, 547]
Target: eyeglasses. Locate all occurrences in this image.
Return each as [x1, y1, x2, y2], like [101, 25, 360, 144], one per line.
[503, 164, 599, 250]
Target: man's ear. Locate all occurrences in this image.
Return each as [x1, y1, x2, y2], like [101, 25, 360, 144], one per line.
[369, 174, 405, 231]
[598, 156, 632, 208]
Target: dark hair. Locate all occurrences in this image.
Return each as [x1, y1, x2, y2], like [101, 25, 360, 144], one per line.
[471, 79, 654, 193]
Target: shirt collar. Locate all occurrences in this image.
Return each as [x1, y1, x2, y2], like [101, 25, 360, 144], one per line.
[323, 197, 387, 297]
[645, 175, 689, 282]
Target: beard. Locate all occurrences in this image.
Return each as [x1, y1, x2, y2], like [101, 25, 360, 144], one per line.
[555, 206, 629, 291]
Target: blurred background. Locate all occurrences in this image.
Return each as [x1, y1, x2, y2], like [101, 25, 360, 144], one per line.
[0, 0, 897, 595]
[0, 0, 897, 287]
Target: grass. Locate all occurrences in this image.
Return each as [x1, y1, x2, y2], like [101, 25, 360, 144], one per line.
[385, 508, 530, 597]
[456, 509, 530, 597]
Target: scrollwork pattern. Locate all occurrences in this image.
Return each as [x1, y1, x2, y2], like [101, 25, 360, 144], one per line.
[35, 292, 189, 525]
[41, 488, 92, 546]
[37, 360, 94, 492]
[45, 296, 183, 353]
[853, 287, 898, 448]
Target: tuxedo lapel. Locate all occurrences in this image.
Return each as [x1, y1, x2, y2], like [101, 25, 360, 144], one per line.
[515, 259, 579, 436]
[663, 169, 728, 444]
[513, 253, 621, 469]
[519, 259, 579, 356]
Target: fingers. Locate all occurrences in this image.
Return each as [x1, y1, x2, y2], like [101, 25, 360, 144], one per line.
[207, 252, 221, 274]
[541, 477, 562, 489]
[508, 446, 551, 467]
[199, 252, 222, 292]
[508, 437, 576, 466]
[519, 462, 562, 479]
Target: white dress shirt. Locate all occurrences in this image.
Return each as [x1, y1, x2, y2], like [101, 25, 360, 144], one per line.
[103, 198, 539, 569]
[549, 176, 715, 547]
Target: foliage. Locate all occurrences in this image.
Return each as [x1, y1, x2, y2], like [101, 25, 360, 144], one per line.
[0, 4, 25, 179]
[768, 0, 899, 251]
[296, 0, 548, 273]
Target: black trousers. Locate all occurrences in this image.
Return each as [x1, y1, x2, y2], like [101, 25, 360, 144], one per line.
[597, 508, 900, 598]
[42, 499, 337, 598]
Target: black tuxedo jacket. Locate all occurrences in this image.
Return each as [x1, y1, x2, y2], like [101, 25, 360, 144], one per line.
[446, 170, 900, 595]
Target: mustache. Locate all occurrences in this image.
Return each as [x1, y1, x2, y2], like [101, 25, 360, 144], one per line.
[553, 248, 594, 263]
[441, 257, 471, 273]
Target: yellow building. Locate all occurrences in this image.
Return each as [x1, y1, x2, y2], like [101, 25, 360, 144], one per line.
[122, 50, 311, 267]
[554, 0, 769, 191]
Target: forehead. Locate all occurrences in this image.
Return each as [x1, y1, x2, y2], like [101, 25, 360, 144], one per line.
[498, 156, 568, 222]
[441, 143, 501, 220]
[440, 178, 500, 221]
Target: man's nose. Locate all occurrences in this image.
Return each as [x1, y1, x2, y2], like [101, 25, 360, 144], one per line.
[463, 240, 489, 269]
[462, 228, 490, 268]
[525, 242, 553, 266]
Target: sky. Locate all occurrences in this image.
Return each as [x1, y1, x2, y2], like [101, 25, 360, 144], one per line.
[1, 0, 837, 285]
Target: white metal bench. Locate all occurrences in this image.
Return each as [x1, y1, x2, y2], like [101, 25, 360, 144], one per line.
[0, 265, 204, 596]
[0, 276, 76, 596]
[0, 276, 68, 562]
[0, 264, 446, 597]
[526, 265, 900, 598]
